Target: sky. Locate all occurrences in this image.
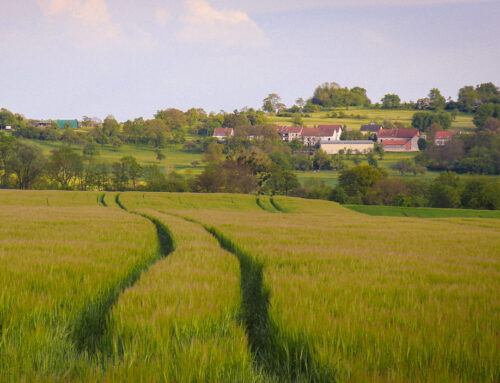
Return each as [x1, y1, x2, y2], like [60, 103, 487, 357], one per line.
[0, 0, 499, 121]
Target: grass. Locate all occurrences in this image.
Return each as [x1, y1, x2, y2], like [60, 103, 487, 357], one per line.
[345, 204, 500, 219]
[124, 192, 500, 382]
[0, 191, 158, 381]
[267, 108, 475, 131]
[1, 190, 499, 382]
[94, 206, 266, 382]
[31, 140, 203, 175]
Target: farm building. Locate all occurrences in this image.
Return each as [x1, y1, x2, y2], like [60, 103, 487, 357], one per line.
[301, 125, 342, 146]
[320, 140, 374, 154]
[378, 129, 420, 152]
[56, 119, 79, 129]
[435, 131, 455, 146]
[360, 123, 383, 135]
[276, 126, 303, 142]
[213, 127, 234, 140]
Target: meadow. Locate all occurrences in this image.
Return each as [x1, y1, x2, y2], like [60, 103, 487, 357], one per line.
[267, 107, 475, 131]
[1, 190, 498, 382]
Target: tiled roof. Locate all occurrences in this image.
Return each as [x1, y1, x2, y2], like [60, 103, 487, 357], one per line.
[317, 124, 342, 132]
[381, 138, 411, 145]
[276, 126, 303, 134]
[435, 131, 455, 140]
[378, 129, 419, 138]
[213, 128, 233, 136]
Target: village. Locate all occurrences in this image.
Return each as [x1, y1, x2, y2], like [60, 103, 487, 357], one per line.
[213, 123, 455, 154]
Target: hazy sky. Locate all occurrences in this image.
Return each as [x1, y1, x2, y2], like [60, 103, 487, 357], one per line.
[1, 0, 499, 121]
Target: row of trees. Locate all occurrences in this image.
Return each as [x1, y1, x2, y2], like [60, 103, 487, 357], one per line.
[330, 165, 500, 210]
[0, 134, 188, 191]
[262, 81, 498, 116]
[415, 119, 500, 175]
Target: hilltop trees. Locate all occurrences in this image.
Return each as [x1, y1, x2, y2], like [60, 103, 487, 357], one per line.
[262, 94, 284, 113]
[381, 94, 401, 109]
[311, 82, 370, 109]
[428, 88, 446, 110]
[412, 111, 451, 131]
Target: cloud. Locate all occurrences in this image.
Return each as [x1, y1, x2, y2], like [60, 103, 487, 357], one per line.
[155, 8, 171, 26]
[37, 0, 122, 42]
[177, 0, 269, 47]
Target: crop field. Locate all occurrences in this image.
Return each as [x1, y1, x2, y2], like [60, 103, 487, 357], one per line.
[1, 190, 499, 382]
[345, 204, 500, 219]
[267, 108, 475, 131]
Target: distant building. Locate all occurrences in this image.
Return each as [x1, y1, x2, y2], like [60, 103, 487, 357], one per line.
[434, 131, 456, 146]
[213, 127, 234, 140]
[320, 140, 374, 154]
[378, 129, 420, 152]
[301, 125, 343, 146]
[276, 126, 303, 142]
[56, 119, 79, 129]
[34, 120, 53, 130]
[360, 123, 383, 135]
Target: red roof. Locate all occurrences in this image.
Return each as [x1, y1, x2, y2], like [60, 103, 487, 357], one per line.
[301, 127, 321, 137]
[381, 138, 411, 145]
[301, 125, 342, 137]
[276, 126, 303, 134]
[378, 129, 419, 138]
[213, 128, 233, 136]
[317, 124, 342, 132]
[435, 131, 455, 140]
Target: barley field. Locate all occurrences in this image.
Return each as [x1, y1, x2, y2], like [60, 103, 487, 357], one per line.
[1, 190, 498, 382]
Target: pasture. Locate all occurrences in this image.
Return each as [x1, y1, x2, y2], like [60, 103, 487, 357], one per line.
[267, 107, 475, 131]
[0, 190, 498, 382]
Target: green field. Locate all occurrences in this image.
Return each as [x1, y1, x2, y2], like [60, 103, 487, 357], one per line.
[268, 107, 475, 131]
[1, 190, 498, 382]
[31, 140, 203, 176]
[345, 204, 500, 219]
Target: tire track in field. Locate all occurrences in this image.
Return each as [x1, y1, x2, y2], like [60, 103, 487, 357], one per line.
[256, 196, 279, 213]
[162, 211, 336, 383]
[70, 193, 175, 355]
[269, 197, 287, 213]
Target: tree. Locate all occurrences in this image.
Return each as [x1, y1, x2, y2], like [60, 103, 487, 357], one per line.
[120, 156, 142, 189]
[412, 111, 451, 131]
[83, 142, 100, 157]
[5, 141, 46, 189]
[473, 103, 500, 129]
[313, 149, 330, 171]
[48, 146, 84, 189]
[381, 94, 401, 109]
[428, 88, 446, 110]
[461, 178, 500, 210]
[202, 142, 223, 164]
[296, 97, 305, 112]
[154, 108, 186, 130]
[291, 114, 304, 126]
[262, 93, 282, 113]
[417, 138, 427, 151]
[155, 149, 166, 162]
[265, 169, 299, 195]
[457, 86, 480, 112]
[338, 165, 385, 197]
[483, 117, 500, 134]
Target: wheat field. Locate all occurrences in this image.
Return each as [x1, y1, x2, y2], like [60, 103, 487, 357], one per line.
[0, 190, 498, 382]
